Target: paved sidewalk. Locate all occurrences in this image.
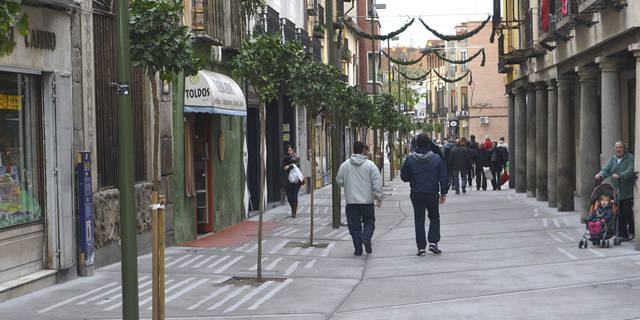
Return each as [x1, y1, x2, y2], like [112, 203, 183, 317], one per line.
[1, 173, 640, 319]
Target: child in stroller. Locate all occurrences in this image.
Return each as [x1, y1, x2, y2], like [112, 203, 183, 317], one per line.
[579, 183, 620, 248]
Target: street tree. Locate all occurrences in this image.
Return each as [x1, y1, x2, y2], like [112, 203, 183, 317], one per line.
[0, 0, 29, 57]
[288, 53, 344, 245]
[232, 32, 303, 281]
[129, 0, 202, 191]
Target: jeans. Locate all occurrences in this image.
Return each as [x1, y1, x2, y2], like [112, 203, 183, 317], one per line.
[453, 168, 467, 193]
[345, 204, 376, 254]
[619, 199, 635, 238]
[475, 165, 487, 190]
[410, 192, 441, 249]
[490, 165, 501, 190]
[467, 166, 474, 187]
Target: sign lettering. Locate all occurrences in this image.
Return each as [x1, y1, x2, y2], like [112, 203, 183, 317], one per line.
[24, 30, 56, 51]
[0, 94, 22, 111]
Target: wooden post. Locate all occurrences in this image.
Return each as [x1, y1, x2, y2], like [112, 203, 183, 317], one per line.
[151, 191, 158, 320]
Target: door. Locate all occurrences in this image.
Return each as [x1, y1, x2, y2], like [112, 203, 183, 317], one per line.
[194, 116, 214, 233]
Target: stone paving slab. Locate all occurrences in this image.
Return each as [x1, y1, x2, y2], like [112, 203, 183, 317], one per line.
[2, 170, 640, 320]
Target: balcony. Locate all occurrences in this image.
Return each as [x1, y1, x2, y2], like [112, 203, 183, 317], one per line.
[192, 0, 223, 45]
[578, 0, 627, 14]
[282, 18, 296, 42]
[539, 0, 597, 50]
[307, 0, 318, 16]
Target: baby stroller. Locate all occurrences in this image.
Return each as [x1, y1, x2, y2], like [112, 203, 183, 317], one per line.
[578, 183, 620, 249]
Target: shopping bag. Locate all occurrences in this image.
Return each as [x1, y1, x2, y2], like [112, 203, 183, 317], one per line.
[288, 164, 304, 184]
[501, 169, 509, 185]
[483, 166, 491, 177]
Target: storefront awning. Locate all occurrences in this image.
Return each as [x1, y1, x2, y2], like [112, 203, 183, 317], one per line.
[184, 70, 247, 116]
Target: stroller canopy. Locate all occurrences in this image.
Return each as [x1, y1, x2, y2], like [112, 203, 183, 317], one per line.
[589, 183, 616, 206]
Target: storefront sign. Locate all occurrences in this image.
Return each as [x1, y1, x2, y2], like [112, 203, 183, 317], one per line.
[0, 94, 22, 110]
[184, 70, 247, 116]
[24, 30, 56, 51]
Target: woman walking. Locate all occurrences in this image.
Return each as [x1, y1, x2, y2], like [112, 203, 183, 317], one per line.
[281, 146, 301, 218]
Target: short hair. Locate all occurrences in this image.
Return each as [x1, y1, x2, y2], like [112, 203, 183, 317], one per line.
[460, 137, 467, 144]
[470, 135, 475, 140]
[353, 141, 366, 154]
[416, 133, 431, 148]
[615, 141, 627, 151]
[499, 137, 505, 141]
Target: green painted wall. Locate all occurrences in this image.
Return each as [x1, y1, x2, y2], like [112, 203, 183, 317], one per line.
[210, 115, 245, 231]
[172, 73, 197, 243]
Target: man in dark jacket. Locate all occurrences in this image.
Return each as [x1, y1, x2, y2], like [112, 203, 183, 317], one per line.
[475, 143, 490, 190]
[401, 133, 449, 256]
[448, 138, 470, 194]
[465, 140, 476, 188]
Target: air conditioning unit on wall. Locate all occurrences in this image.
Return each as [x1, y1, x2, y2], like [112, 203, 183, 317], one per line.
[480, 116, 489, 125]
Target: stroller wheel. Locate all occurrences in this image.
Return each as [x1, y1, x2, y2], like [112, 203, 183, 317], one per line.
[606, 240, 611, 248]
[600, 240, 606, 248]
[579, 240, 584, 249]
[614, 238, 621, 246]
[584, 241, 588, 249]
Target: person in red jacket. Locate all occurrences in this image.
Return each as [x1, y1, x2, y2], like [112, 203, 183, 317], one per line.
[483, 136, 492, 150]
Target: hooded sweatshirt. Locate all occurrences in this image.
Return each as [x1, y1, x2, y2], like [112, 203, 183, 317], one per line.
[335, 154, 383, 204]
[401, 147, 450, 195]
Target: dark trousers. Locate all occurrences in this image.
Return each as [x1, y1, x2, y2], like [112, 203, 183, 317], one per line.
[453, 168, 467, 193]
[490, 165, 501, 190]
[619, 199, 635, 238]
[475, 165, 487, 190]
[410, 192, 440, 249]
[346, 204, 376, 254]
[467, 165, 474, 187]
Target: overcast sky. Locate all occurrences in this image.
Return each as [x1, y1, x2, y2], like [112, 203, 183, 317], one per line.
[377, 0, 493, 47]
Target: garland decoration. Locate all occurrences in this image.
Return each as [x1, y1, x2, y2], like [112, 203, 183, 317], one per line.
[433, 69, 471, 84]
[433, 48, 485, 67]
[342, 18, 415, 41]
[468, 70, 473, 85]
[419, 15, 491, 41]
[382, 49, 428, 66]
[396, 68, 431, 81]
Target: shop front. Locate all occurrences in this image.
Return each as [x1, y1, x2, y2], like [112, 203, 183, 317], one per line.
[0, 5, 74, 296]
[183, 70, 247, 234]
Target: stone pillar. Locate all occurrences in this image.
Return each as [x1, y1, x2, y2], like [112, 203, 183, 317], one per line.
[535, 82, 548, 201]
[597, 57, 623, 166]
[629, 43, 640, 250]
[547, 80, 558, 208]
[514, 87, 527, 193]
[508, 92, 516, 189]
[557, 76, 574, 211]
[577, 66, 600, 221]
[526, 85, 537, 197]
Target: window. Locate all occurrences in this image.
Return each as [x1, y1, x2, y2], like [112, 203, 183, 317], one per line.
[460, 50, 468, 71]
[461, 86, 468, 110]
[367, 51, 380, 83]
[0, 72, 44, 229]
[450, 90, 457, 113]
[366, 0, 377, 20]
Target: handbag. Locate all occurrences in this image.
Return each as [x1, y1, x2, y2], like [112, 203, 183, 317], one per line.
[501, 169, 509, 185]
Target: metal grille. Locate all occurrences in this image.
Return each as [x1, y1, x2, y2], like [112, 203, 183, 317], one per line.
[93, 13, 146, 187]
[282, 18, 296, 42]
[266, 6, 280, 33]
[313, 38, 322, 62]
[296, 28, 311, 52]
[318, 5, 325, 26]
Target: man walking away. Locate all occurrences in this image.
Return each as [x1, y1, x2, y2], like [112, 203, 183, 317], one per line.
[465, 140, 475, 188]
[595, 141, 635, 241]
[336, 141, 383, 256]
[475, 144, 489, 190]
[448, 138, 470, 194]
[401, 134, 450, 256]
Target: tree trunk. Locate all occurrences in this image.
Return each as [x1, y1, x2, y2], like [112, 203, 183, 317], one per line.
[257, 98, 266, 282]
[309, 122, 316, 245]
[148, 69, 160, 192]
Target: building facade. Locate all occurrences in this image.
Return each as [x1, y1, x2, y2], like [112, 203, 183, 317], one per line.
[499, 0, 640, 249]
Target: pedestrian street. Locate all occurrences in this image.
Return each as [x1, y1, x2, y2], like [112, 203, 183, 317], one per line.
[1, 174, 640, 320]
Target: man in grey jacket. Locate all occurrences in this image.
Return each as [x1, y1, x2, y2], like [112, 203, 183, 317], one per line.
[336, 141, 383, 256]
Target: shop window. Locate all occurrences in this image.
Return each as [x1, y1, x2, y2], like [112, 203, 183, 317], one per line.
[0, 72, 44, 229]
